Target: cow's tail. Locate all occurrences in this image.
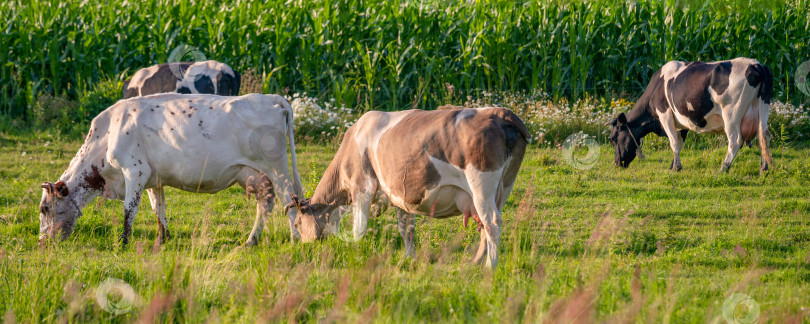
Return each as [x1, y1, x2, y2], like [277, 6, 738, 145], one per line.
[122, 80, 130, 99]
[752, 63, 775, 169]
[284, 100, 304, 196]
[495, 107, 531, 144]
[232, 70, 242, 96]
[494, 108, 529, 210]
[756, 64, 773, 105]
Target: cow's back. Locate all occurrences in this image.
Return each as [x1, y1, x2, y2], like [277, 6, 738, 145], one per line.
[352, 108, 528, 208]
[101, 94, 291, 191]
[371, 108, 528, 170]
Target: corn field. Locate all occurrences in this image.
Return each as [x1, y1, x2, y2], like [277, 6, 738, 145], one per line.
[1, 0, 809, 120]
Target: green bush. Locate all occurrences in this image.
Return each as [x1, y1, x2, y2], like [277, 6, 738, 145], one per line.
[32, 93, 77, 131]
[78, 78, 123, 122]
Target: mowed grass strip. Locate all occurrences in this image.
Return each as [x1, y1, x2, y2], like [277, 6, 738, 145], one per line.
[0, 134, 809, 322]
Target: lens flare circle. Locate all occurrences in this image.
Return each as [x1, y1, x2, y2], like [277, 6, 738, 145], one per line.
[722, 293, 760, 324]
[95, 278, 136, 315]
[795, 60, 810, 97]
[167, 44, 208, 82]
[562, 132, 600, 170]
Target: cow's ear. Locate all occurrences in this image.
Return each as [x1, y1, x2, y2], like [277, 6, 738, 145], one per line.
[54, 181, 69, 198]
[617, 113, 627, 125]
[285, 194, 301, 214]
[284, 201, 294, 214]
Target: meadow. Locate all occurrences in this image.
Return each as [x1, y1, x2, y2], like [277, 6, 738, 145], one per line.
[2, 0, 810, 322]
[1, 131, 809, 322]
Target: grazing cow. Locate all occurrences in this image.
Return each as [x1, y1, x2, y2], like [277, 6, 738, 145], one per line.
[38, 93, 303, 245]
[286, 107, 530, 268]
[123, 60, 241, 99]
[608, 57, 774, 173]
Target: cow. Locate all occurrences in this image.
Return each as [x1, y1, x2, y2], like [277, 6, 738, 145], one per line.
[122, 60, 241, 99]
[607, 57, 774, 173]
[38, 93, 303, 246]
[285, 107, 530, 269]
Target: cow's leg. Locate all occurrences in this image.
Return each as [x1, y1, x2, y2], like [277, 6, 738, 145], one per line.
[471, 230, 487, 265]
[351, 193, 373, 241]
[467, 168, 504, 269]
[721, 128, 743, 173]
[121, 168, 150, 246]
[720, 105, 749, 173]
[396, 208, 415, 257]
[756, 98, 774, 174]
[238, 168, 275, 246]
[658, 112, 684, 171]
[262, 161, 302, 242]
[146, 186, 169, 244]
[327, 207, 346, 235]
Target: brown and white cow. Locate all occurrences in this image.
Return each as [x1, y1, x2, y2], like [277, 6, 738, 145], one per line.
[608, 57, 774, 173]
[38, 93, 302, 245]
[286, 107, 530, 268]
[123, 60, 241, 99]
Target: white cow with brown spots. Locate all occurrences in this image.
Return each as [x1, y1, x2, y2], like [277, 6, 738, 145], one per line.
[38, 93, 303, 245]
[287, 107, 530, 269]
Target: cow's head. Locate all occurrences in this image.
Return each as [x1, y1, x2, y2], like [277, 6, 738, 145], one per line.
[38, 181, 82, 241]
[286, 195, 329, 242]
[607, 113, 640, 168]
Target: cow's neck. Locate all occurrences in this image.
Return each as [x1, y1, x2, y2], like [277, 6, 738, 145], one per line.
[626, 99, 664, 139]
[309, 162, 349, 210]
[59, 142, 107, 210]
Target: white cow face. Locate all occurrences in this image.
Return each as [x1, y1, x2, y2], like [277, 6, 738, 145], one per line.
[286, 196, 329, 242]
[38, 181, 81, 241]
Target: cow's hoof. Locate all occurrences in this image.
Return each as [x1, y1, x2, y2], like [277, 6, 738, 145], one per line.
[669, 161, 682, 172]
[156, 233, 169, 245]
[760, 161, 769, 173]
[485, 259, 497, 270]
[243, 239, 259, 247]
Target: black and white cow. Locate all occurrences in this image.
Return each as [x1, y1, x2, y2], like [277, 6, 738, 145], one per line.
[123, 60, 241, 99]
[608, 57, 774, 173]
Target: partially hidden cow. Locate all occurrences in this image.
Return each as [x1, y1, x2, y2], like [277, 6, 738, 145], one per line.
[608, 57, 774, 173]
[38, 93, 303, 245]
[123, 60, 241, 99]
[286, 107, 530, 268]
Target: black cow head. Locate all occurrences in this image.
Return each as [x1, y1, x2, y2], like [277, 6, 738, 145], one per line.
[607, 113, 640, 168]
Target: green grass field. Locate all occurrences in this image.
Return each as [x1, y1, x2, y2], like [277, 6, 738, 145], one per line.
[1, 133, 808, 322]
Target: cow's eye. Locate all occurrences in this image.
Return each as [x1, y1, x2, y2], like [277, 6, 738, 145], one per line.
[40, 205, 49, 214]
